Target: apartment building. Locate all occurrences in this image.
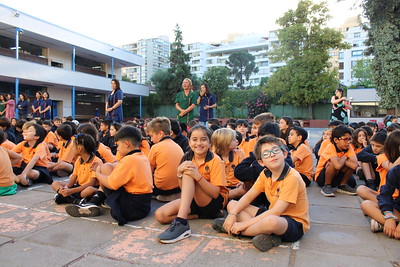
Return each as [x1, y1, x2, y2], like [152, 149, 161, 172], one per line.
[121, 36, 170, 83]
[0, 4, 148, 119]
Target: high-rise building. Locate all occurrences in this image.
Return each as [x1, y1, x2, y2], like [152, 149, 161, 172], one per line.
[121, 36, 170, 83]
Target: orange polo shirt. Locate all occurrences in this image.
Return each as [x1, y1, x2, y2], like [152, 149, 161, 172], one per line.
[44, 131, 59, 148]
[148, 137, 183, 190]
[0, 146, 15, 187]
[12, 141, 51, 167]
[141, 139, 150, 157]
[189, 150, 229, 207]
[72, 155, 102, 186]
[98, 143, 117, 163]
[318, 139, 330, 156]
[315, 142, 356, 179]
[291, 143, 314, 181]
[58, 139, 76, 163]
[1, 140, 16, 150]
[376, 154, 399, 198]
[107, 150, 153, 194]
[217, 149, 245, 187]
[253, 164, 310, 234]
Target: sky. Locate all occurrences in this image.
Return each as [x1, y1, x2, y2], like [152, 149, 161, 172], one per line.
[1, 0, 362, 46]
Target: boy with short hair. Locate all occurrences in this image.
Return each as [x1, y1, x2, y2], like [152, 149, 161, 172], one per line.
[147, 117, 184, 202]
[316, 125, 358, 197]
[51, 117, 62, 133]
[99, 119, 112, 147]
[213, 136, 309, 252]
[65, 126, 153, 226]
[242, 113, 275, 157]
[42, 120, 59, 152]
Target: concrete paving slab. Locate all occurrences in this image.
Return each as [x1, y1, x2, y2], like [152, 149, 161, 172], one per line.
[307, 184, 361, 209]
[0, 208, 66, 238]
[300, 223, 390, 259]
[0, 235, 13, 245]
[294, 249, 394, 267]
[376, 233, 400, 262]
[25, 218, 129, 252]
[309, 205, 368, 227]
[0, 239, 83, 267]
[69, 254, 137, 267]
[0, 189, 54, 207]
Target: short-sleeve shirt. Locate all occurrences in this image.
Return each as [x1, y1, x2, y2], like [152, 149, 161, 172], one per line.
[220, 149, 245, 187]
[44, 131, 59, 148]
[40, 99, 52, 120]
[107, 150, 153, 194]
[187, 150, 229, 207]
[107, 90, 123, 123]
[58, 139, 76, 163]
[12, 141, 51, 167]
[0, 146, 15, 187]
[318, 139, 331, 156]
[198, 93, 216, 122]
[175, 90, 198, 123]
[5, 100, 15, 119]
[98, 143, 117, 163]
[1, 140, 16, 151]
[376, 153, 399, 198]
[291, 143, 314, 180]
[148, 137, 183, 190]
[315, 142, 356, 178]
[253, 164, 310, 233]
[32, 99, 41, 117]
[140, 139, 150, 157]
[73, 155, 102, 186]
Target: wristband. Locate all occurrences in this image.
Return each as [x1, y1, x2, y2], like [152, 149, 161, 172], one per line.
[196, 176, 203, 183]
[228, 213, 238, 217]
[383, 211, 393, 215]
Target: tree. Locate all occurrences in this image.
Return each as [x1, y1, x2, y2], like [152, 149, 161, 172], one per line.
[351, 58, 375, 88]
[226, 51, 259, 89]
[150, 69, 173, 101]
[267, 0, 350, 119]
[168, 24, 191, 100]
[362, 0, 400, 109]
[202, 66, 232, 102]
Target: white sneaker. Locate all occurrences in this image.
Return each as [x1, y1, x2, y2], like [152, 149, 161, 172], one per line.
[370, 219, 383, 233]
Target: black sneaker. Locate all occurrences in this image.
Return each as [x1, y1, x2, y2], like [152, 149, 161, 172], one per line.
[54, 194, 74, 204]
[365, 179, 377, 191]
[337, 184, 357, 196]
[252, 234, 282, 252]
[212, 218, 227, 233]
[65, 203, 101, 217]
[320, 185, 335, 197]
[157, 219, 191, 244]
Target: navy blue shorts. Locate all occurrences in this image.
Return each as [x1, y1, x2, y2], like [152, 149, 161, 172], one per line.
[256, 208, 304, 242]
[13, 162, 53, 184]
[316, 168, 356, 188]
[190, 194, 224, 219]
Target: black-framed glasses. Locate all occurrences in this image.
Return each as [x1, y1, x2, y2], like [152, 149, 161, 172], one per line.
[338, 137, 352, 142]
[260, 146, 283, 159]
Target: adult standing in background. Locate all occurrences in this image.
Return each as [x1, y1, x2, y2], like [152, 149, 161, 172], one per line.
[330, 88, 351, 124]
[0, 94, 6, 117]
[175, 78, 197, 124]
[0, 93, 16, 119]
[40, 91, 52, 120]
[197, 83, 217, 126]
[17, 93, 29, 119]
[31, 91, 42, 119]
[106, 79, 123, 123]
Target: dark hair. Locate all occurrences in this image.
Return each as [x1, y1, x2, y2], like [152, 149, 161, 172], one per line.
[331, 125, 353, 143]
[111, 79, 121, 91]
[254, 136, 286, 161]
[208, 118, 220, 126]
[387, 123, 400, 133]
[42, 120, 52, 127]
[35, 91, 42, 99]
[111, 122, 122, 132]
[169, 118, 181, 135]
[335, 88, 344, 97]
[366, 121, 378, 130]
[0, 117, 11, 129]
[15, 119, 26, 129]
[29, 124, 47, 148]
[235, 130, 243, 145]
[114, 126, 142, 147]
[328, 120, 344, 128]
[77, 123, 99, 141]
[361, 126, 373, 138]
[7, 93, 15, 100]
[63, 121, 77, 135]
[101, 119, 112, 128]
[290, 126, 308, 142]
[180, 122, 188, 134]
[226, 118, 236, 124]
[258, 122, 280, 137]
[351, 128, 368, 148]
[182, 125, 212, 161]
[42, 91, 50, 98]
[210, 124, 220, 131]
[19, 93, 28, 101]
[358, 121, 366, 127]
[56, 124, 73, 140]
[227, 123, 236, 130]
[370, 131, 387, 145]
[89, 118, 100, 130]
[0, 129, 4, 144]
[66, 116, 73, 121]
[0, 94, 7, 101]
[349, 122, 359, 130]
[75, 133, 96, 154]
[384, 130, 400, 163]
[200, 83, 211, 97]
[235, 119, 249, 128]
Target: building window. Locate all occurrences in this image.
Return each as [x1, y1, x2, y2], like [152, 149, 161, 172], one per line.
[339, 52, 344, 60]
[352, 50, 363, 57]
[339, 62, 344, 70]
[354, 32, 361, 38]
[351, 61, 358, 67]
[339, 72, 344, 80]
[353, 40, 364, 47]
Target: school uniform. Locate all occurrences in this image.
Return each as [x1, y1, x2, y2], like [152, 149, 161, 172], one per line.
[0, 147, 17, 196]
[44, 131, 59, 151]
[58, 139, 76, 164]
[219, 149, 245, 187]
[140, 139, 150, 157]
[291, 143, 314, 186]
[148, 137, 183, 194]
[97, 143, 117, 163]
[1, 139, 16, 150]
[378, 165, 400, 214]
[376, 154, 399, 198]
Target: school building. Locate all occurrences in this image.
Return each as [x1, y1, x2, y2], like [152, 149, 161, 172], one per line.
[0, 3, 149, 120]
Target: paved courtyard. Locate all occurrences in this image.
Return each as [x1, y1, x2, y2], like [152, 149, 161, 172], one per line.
[0, 128, 399, 266]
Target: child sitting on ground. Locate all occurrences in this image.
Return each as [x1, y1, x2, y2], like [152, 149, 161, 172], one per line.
[350, 128, 369, 155]
[313, 128, 332, 163]
[155, 125, 228, 244]
[316, 125, 358, 197]
[288, 126, 314, 187]
[52, 133, 102, 204]
[12, 123, 52, 186]
[212, 136, 310, 252]
[42, 120, 59, 152]
[212, 128, 246, 199]
[99, 119, 112, 147]
[107, 122, 122, 155]
[0, 130, 22, 196]
[65, 126, 153, 226]
[147, 117, 183, 202]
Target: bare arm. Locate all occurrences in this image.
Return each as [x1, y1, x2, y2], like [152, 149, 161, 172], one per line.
[329, 155, 347, 170]
[345, 156, 358, 170]
[331, 96, 346, 105]
[6, 149, 22, 166]
[95, 167, 112, 188]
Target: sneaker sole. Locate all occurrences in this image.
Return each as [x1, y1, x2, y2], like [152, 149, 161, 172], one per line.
[336, 189, 357, 196]
[65, 205, 100, 217]
[212, 218, 227, 233]
[252, 234, 282, 252]
[157, 229, 191, 244]
[320, 189, 335, 197]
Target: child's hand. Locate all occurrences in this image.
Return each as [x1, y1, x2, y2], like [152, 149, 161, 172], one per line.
[223, 214, 237, 235]
[60, 188, 72, 197]
[395, 223, 400, 240]
[17, 174, 28, 186]
[230, 222, 247, 235]
[177, 161, 193, 175]
[383, 219, 397, 238]
[91, 161, 102, 171]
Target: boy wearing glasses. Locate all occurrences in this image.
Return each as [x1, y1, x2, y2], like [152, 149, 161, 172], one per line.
[316, 125, 358, 197]
[213, 136, 309, 252]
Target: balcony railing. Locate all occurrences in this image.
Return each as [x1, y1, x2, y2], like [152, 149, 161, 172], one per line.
[75, 65, 106, 77]
[0, 47, 48, 65]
